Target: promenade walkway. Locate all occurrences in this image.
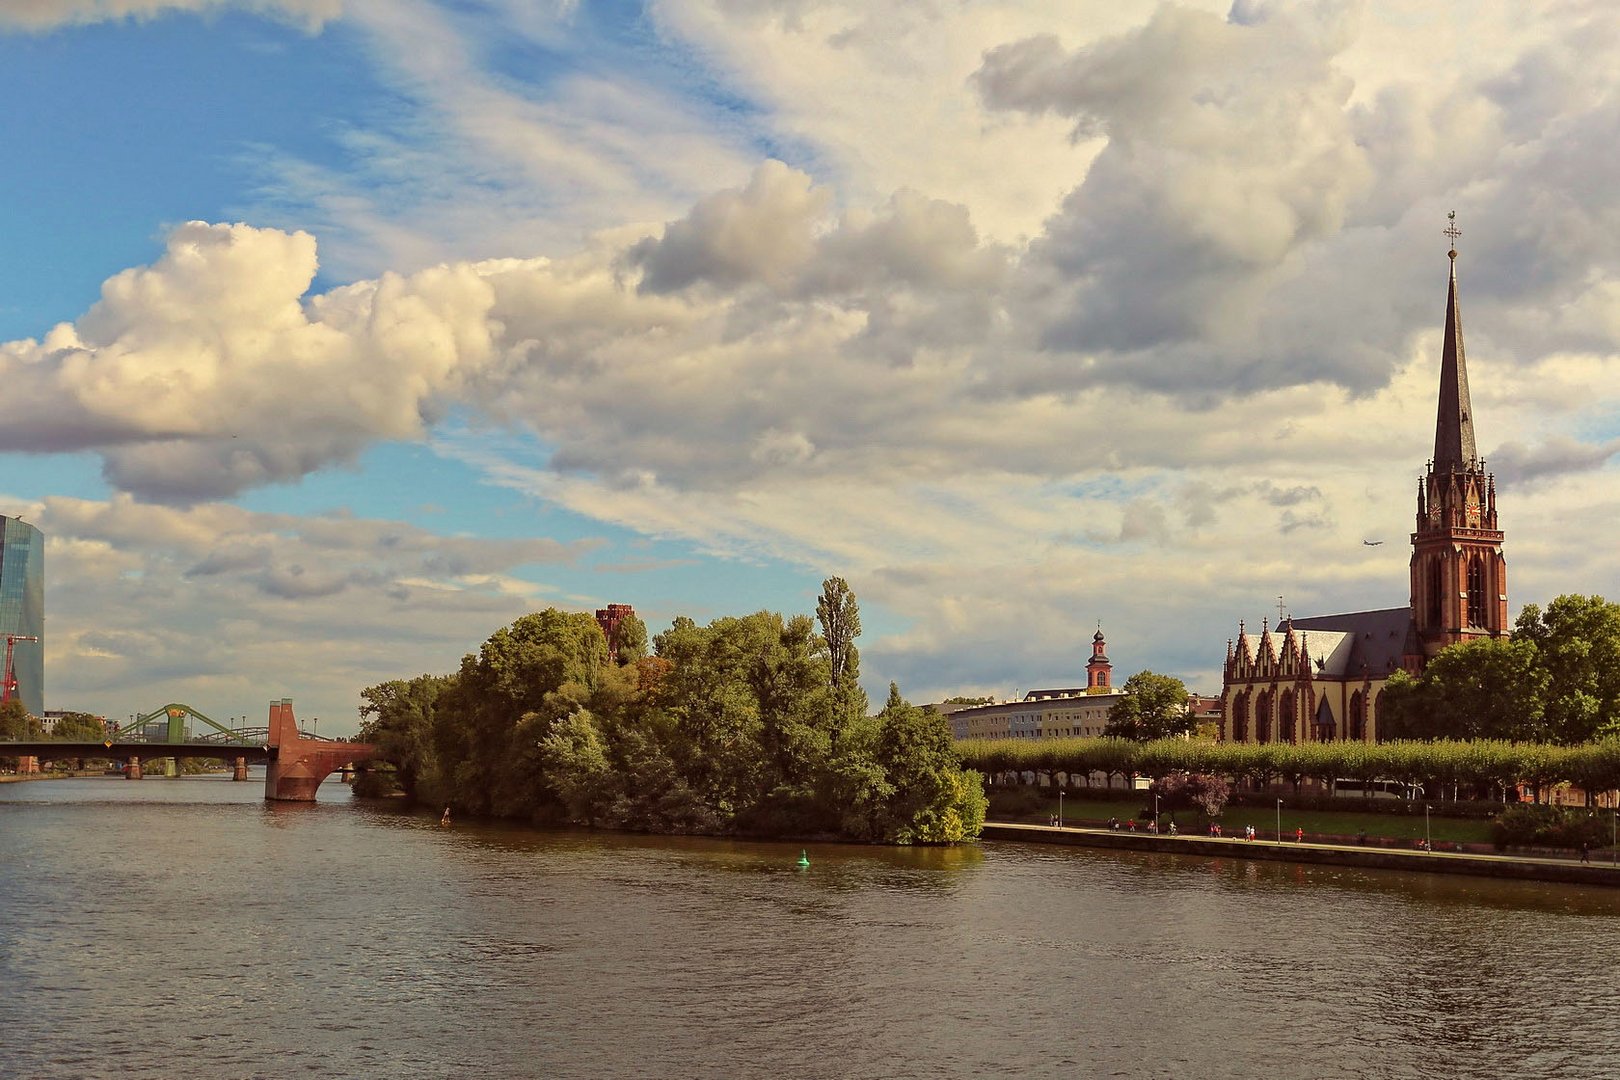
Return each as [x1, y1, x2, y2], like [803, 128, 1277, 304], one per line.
[983, 821, 1620, 888]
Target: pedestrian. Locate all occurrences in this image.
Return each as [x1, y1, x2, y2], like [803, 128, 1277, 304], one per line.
[1295, 826, 1304, 843]
[1581, 840, 1591, 864]
[1245, 824, 1256, 841]
[440, 806, 451, 827]
[1168, 821, 1177, 836]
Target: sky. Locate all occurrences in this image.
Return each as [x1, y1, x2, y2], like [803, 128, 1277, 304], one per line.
[4, 0, 1620, 735]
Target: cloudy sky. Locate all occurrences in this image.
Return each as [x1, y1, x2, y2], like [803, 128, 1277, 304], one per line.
[4, 0, 1619, 734]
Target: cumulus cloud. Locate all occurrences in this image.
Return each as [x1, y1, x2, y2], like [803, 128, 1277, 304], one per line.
[0, 0, 337, 31]
[1488, 436, 1620, 487]
[31, 494, 598, 725]
[977, 3, 1369, 360]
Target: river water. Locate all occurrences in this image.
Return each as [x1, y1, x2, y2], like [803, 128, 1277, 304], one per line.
[1, 776, 1617, 1079]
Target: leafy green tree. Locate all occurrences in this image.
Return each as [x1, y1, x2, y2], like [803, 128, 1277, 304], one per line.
[358, 674, 454, 801]
[1515, 595, 1620, 743]
[1103, 671, 1194, 741]
[444, 608, 611, 816]
[0, 699, 38, 739]
[871, 684, 987, 843]
[1379, 639, 1548, 741]
[816, 576, 867, 749]
[50, 712, 108, 741]
[537, 710, 617, 825]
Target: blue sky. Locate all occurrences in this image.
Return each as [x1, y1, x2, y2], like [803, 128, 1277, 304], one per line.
[5, 0, 1620, 732]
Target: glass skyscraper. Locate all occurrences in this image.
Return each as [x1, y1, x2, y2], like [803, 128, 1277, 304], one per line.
[0, 515, 44, 716]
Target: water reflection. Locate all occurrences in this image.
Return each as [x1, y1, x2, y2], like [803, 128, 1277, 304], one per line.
[3, 777, 1618, 1079]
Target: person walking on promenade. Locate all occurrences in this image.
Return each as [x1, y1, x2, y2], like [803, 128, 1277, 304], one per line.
[1245, 824, 1256, 841]
[1581, 840, 1591, 864]
[1295, 826, 1304, 843]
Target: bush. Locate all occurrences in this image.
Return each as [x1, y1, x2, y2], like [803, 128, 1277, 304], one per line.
[1491, 804, 1610, 850]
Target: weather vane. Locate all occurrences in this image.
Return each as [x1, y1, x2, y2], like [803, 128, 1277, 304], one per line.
[1444, 210, 1461, 253]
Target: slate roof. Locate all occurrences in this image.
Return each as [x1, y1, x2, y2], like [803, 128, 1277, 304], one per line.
[1291, 607, 1414, 678]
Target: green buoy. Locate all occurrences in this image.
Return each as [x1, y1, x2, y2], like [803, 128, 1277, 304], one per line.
[797, 849, 810, 868]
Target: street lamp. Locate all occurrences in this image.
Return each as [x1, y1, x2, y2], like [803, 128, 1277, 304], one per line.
[1425, 804, 1432, 853]
[1058, 789, 1065, 829]
[1154, 794, 1161, 834]
[1276, 798, 1283, 845]
[1612, 811, 1617, 867]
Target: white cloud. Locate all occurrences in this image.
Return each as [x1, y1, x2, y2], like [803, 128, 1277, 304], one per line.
[0, 0, 337, 31]
[11, 1, 1620, 710]
[31, 493, 596, 727]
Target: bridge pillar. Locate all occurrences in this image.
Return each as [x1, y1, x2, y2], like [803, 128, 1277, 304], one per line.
[262, 699, 377, 802]
[126, 756, 142, 780]
[18, 755, 38, 775]
[233, 756, 249, 781]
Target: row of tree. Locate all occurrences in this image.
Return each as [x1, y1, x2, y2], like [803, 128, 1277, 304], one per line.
[955, 735, 1620, 803]
[1381, 595, 1620, 743]
[358, 579, 987, 843]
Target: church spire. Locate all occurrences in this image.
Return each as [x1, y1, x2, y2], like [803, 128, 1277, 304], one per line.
[1434, 212, 1477, 471]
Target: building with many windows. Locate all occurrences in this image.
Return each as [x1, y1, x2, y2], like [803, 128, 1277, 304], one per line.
[0, 514, 44, 716]
[948, 628, 1125, 739]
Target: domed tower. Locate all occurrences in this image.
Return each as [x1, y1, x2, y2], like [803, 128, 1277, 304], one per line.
[1407, 219, 1509, 668]
[1086, 626, 1112, 692]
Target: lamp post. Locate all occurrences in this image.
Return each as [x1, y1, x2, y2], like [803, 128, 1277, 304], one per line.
[1154, 794, 1160, 834]
[1276, 798, 1283, 845]
[1425, 804, 1432, 853]
[1612, 811, 1617, 867]
[1058, 790, 1065, 829]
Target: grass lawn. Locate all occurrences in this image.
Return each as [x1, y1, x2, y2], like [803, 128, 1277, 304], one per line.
[1005, 794, 1498, 846]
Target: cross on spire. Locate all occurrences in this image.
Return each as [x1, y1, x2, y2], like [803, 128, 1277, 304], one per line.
[1444, 210, 1461, 256]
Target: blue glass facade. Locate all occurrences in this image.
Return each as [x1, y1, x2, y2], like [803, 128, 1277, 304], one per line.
[0, 516, 44, 715]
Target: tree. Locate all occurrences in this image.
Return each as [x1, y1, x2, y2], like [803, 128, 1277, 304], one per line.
[1148, 771, 1231, 819]
[49, 712, 108, 742]
[0, 699, 38, 739]
[358, 674, 454, 801]
[816, 576, 868, 748]
[1103, 671, 1194, 741]
[1379, 639, 1548, 741]
[1515, 595, 1620, 743]
[871, 684, 987, 843]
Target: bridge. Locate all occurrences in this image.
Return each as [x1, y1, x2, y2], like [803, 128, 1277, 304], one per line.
[1, 699, 376, 802]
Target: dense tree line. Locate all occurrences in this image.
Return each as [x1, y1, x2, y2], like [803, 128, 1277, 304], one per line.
[956, 735, 1620, 805]
[358, 578, 986, 844]
[1382, 595, 1620, 743]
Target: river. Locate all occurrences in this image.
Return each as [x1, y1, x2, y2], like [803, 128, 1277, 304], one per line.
[1, 775, 1616, 1079]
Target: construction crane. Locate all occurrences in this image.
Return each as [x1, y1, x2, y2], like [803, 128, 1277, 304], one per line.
[3, 635, 39, 704]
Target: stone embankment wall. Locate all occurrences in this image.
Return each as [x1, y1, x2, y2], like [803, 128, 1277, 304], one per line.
[982, 822, 1620, 887]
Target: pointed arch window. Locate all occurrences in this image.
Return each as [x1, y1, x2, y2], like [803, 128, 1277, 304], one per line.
[1467, 556, 1485, 627]
[1349, 690, 1365, 742]
[1314, 698, 1335, 742]
[1278, 689, 1296, 744]
[1428, 557, 1445, 627]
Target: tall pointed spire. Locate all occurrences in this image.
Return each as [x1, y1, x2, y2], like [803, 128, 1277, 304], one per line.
[1434, 212, 1477, 470]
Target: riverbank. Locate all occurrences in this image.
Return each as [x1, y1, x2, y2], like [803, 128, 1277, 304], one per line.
[0, 769, 113, 783]
[983, 821, 1620, 887]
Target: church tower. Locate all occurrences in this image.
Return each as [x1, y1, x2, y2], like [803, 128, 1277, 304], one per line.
[1407, 219, 1509, 667]
[1085, 626, 1112, 691]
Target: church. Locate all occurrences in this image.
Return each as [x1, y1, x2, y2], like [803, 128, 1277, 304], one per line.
[1220, 229, 1510, 744]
